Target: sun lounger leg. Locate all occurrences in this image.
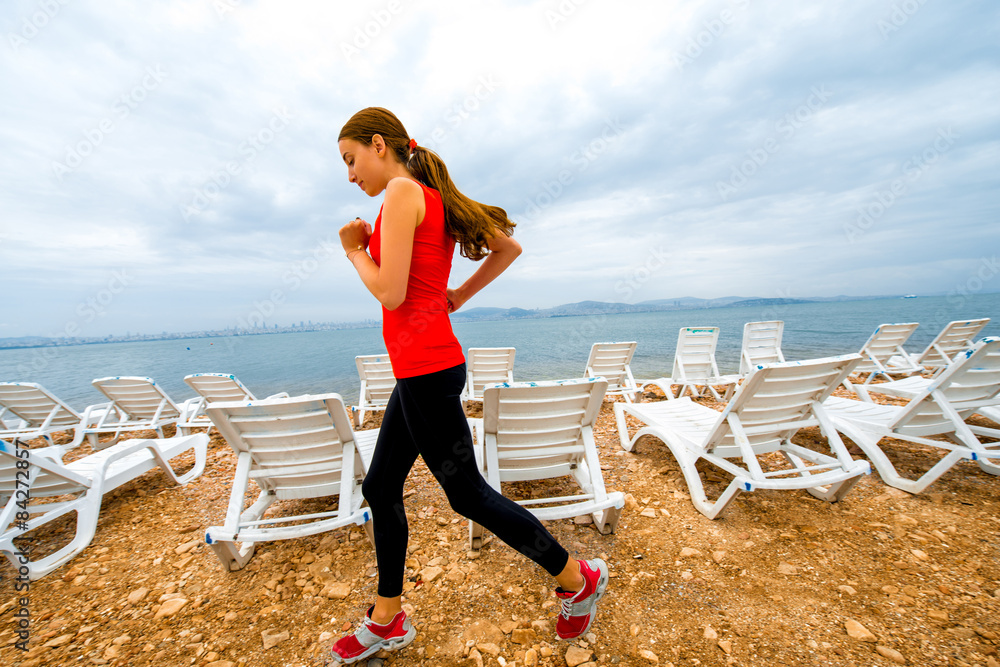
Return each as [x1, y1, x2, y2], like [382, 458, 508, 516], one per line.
[592, 506, 622, 534]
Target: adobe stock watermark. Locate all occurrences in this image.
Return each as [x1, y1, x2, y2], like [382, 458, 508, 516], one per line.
[15, 269, 134, 376]
[758, 287, 796, 323]
[843, 127, 958, 243]
[922, 256, 999, 334]
[7, 0, 71, 52]
[520, 117, 626, 221]
[340, 0, 405, 62]
[234, 235, 340, 331]
[545, 0, 592, 30]
[672, 0, 751, 71]
[51, 65, 168, 181]
[179, 106, 294, 222]
[945, 256, 999, 311]
[716, 85, 832, 202]
[877, 0, 930, 40]
[423, 75, 501, 151]
[615, 247, 670, 301]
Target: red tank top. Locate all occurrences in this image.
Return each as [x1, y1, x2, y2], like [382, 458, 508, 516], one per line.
[369, 181, 466, 378]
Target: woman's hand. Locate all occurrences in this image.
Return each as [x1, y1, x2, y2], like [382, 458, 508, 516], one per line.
[339, 217, 372, 253]
[446, 287, 466, 313]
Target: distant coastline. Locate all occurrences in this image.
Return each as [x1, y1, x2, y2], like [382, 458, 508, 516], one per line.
[0, 294, 910, 351]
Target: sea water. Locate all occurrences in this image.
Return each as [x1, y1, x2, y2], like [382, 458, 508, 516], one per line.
[1, 293, 997, 411]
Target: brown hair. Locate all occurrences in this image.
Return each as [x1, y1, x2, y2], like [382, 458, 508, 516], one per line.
[338, 107, 515, 261]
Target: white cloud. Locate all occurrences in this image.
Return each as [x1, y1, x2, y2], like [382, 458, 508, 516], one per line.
[1, 0, 998, 337]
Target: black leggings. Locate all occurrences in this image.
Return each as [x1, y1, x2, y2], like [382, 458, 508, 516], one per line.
[361, 362, 569, 597]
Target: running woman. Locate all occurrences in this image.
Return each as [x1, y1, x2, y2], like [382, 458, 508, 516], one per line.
[330, 107, 609, 663]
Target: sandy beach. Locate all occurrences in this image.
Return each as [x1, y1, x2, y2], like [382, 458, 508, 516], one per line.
[2, 383, 999, 667]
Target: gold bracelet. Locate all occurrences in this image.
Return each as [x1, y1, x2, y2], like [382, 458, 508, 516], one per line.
[345, 245, 364, 260]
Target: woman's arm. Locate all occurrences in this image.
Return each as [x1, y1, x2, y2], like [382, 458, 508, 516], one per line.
[447, 231, 522, 312]
[341, 178, 424, 311]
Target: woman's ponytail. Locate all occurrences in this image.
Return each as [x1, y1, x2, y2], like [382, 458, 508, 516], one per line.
[339, 107, 515, 261]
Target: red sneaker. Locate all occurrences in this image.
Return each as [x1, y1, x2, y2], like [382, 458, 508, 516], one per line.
[329, 606, 416, 664]
[556, 558, 609, 639]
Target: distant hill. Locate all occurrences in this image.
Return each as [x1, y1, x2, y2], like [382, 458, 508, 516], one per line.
[449, 296, 826, 322]
[0, 294, 905, 349]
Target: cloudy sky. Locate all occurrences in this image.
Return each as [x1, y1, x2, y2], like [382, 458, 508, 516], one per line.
[2, 0, 998, 339]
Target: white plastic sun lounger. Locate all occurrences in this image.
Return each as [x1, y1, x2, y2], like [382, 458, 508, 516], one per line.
[739, 321, 786, 375]
[843, 323, 923, 397]
[615, 355, 869, 519]
[0, 382, 107, 449]
[467, 378, 624, 549]
[647, 327, 741, 401]
[462, 347, 516, 404]
[824, 337, 1000, 492]
[584, 342, 640, 403]
[353, 354, 396, 427]
[0, 433, 207, 579]
[887, 318, 990, 376]
[81, 377, 184, 449]
[204, 393, 376, 571]
[179, 373, 290, 434]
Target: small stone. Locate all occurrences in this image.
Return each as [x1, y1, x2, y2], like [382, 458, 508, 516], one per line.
[844, 619, 877, 642]
[640, 508, 657, 518]
[882, 585, 899, 595]
[566, 645, 593, 666]
[44, 634, 74, 648]
[321, 582, 352, 600]
[573, 514, 594, 525]
[103, 646, 119, 660]
[624, 494, 639, 511]
[712, 550, 726, 563]
[499, 620, 519, 634]
[154, 598, 188, 620]
[947, 627, 976, 639]
[463, 620, 505, 645]
[205, 661, 236, 667]
[477, 642, 501, 657]
[637, 648, 659, 663]
[175, 539, 199, 555]
[704, 625, 718, 640]
[127, 588, 149, 605]
[718, 639, 732, 654]
[838, 585, 857, 595]
[777, 562, 798, 576]
[261, 629, 289, 650]
[525, 648, 539, 666]
[987, 657, 1000, 667]
[511, 628, 536, 645]
[421, 566, 444, 583]
[910, 549, 929, 561]
[876, 645, 906, 664]
[680, 547, 701, 558]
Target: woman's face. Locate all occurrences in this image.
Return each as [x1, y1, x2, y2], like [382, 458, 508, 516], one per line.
[339, 137, 382, 197]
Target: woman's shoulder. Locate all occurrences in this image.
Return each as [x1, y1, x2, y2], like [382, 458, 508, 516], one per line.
[385, 177, 424, 198]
